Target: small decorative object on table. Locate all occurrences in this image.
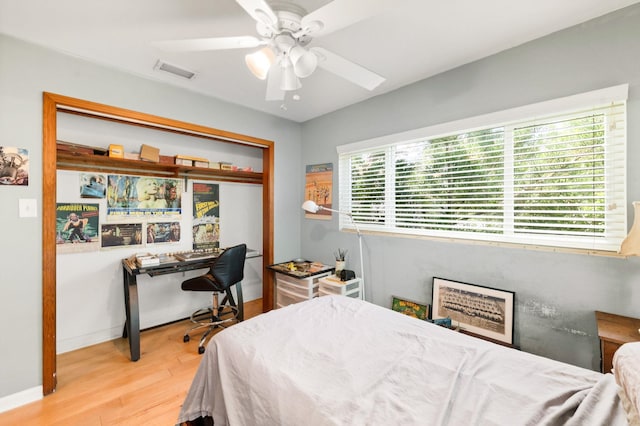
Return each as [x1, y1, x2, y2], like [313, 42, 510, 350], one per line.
[428, 317, 453, 328]
[334, 248, 347, 276]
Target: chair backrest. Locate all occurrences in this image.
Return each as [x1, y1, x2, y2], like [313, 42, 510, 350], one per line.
[210, 244, 247, 289]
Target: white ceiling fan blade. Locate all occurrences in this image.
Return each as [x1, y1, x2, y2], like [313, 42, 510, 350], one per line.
[265, 65, 285, 101]
[153, 36, 264, 52]
[300, 0, 392, 38]
[311, 47, 385, 91]
[235, 0, 278, 28]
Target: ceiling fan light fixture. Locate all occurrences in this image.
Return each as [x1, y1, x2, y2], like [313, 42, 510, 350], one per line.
[281, 60, 301, 91]
[245, 47, 275, 80]
[289, 45, 318, 78]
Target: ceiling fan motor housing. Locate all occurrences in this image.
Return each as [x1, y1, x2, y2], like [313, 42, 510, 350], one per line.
[256, 6, 312, 46]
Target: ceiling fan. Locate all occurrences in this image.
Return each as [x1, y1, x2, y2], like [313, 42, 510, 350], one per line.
[154, 0, 389, 101]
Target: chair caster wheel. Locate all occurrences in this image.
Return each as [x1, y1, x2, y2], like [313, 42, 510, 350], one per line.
[198, 346, 205, 354]
[183, 335, 189, 343]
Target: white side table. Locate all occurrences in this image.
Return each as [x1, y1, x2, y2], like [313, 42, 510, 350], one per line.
[319, 275, 362, 299]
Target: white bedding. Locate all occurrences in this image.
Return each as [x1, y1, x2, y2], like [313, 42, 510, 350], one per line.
[614, 342, 640, 425]
[177, 296, 626, 426]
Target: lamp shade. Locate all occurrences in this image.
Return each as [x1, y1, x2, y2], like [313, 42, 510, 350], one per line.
[245, 47, 275, 80]
[620, 201, 640, 255]
[290, 45, 318, 78]
[280, 57, 301, 91]
[302, 200, 321, 213]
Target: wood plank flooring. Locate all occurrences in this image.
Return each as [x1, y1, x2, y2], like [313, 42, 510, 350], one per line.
[0, 299, 263, 425]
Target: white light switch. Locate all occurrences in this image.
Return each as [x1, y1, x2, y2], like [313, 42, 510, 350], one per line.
[19, 198, 37, 218]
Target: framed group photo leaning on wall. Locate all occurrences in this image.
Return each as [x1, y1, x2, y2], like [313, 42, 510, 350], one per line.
[432, 277, 515, 345]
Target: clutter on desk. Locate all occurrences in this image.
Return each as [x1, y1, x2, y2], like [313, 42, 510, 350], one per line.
[134, 252, 160, 267]
[267, 259, 333, 278]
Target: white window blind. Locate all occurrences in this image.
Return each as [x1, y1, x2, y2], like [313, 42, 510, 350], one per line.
[338, 87, 627, 252]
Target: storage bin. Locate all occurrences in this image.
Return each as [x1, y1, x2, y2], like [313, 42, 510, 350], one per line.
[319, 275, 362, 299]
[319, 289, 361, 298]
[275, 271, 330, 308]
[276, 286, 318, 308]
[277, 279, 319, 299]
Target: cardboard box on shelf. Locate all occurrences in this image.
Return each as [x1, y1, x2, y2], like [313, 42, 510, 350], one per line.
[109, 144, 124, 158]
[123, 152, 140, 161]
[209, 162, 221, 169]
[220, 162, 233, 170]
[159, 155, 174, 165]
[194, 160, 209, 168]
[140, 144, 160, 162]
[57, 140, 107, 156]
[175, 154, 209, 167]
[175, 157, 192, 166]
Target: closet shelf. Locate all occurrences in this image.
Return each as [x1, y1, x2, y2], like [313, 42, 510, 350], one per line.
[56, 151, 264, 184]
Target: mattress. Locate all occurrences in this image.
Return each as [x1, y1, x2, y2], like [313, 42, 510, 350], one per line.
[177, 296, 626, 425]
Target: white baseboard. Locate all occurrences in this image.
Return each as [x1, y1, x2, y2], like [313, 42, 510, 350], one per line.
[0, 386, 42, 414]
[57, 326, 123, 354]
[56, 291, 262, 354]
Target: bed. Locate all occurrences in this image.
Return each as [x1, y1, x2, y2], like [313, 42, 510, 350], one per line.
[177, 295, 637, 426]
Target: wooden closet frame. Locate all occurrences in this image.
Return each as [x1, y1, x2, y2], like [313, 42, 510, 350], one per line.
[42, 92, 274, 395]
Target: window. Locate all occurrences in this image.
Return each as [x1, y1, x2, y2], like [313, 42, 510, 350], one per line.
[338, 86, 627, 252]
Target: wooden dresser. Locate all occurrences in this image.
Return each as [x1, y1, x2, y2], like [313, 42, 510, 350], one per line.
[595, 311, 640, 373]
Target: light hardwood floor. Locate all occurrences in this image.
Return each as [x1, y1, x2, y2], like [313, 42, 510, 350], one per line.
[0, 299, 263, 426]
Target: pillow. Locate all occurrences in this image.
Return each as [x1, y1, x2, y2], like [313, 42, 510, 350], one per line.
[613, 342, 640, 426]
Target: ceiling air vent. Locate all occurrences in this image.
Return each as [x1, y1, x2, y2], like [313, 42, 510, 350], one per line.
[153, 60, 196, 80]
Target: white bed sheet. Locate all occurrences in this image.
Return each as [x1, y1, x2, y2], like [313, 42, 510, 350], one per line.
[177, 296, 626, 426]
[614, 342, 640, 425]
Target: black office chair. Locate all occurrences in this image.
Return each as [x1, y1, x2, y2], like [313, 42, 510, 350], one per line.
[181, 243, 246, 354]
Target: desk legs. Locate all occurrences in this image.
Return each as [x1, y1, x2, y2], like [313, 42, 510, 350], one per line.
[122, 267, 140, 361]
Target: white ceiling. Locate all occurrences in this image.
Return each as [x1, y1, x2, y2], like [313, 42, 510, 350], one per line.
[1, 0, 639, 122]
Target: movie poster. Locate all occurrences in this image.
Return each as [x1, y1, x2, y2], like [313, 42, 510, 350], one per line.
[304, 163, 333, 220]
[192, 182, 219, 251]
[80, 173, 106, 198]
[106, 174, 182, 217]
[0, 146, 29, 186]
[56, 203, 100, 254]
[101, 223, 143, 248]
[146, 221, 181, 244]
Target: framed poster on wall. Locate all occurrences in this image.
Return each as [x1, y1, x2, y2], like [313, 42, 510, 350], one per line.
[0, 146, 29, 185]
[106, 174, 181, 218]
[56, 203, 100, 253]
[304, 163, 333, 220]
[192, 182, 220, 251]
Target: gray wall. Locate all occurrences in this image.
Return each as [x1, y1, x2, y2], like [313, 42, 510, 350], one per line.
[0, 33, 303, 399]
[2, 2, 640, 404]
[300, 4, 640, 369]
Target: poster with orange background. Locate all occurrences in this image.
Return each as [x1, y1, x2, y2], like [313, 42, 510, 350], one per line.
[304, 163, 333, 220]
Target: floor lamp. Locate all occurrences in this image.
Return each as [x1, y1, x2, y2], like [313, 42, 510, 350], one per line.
[302, 200, 365, 300]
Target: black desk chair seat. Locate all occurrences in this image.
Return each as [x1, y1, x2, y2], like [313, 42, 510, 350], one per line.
[181, 243, 246, 354]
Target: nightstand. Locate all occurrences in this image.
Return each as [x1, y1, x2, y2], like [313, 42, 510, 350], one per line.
[318, 275, 362, 299]
[595, 311, 640, 373]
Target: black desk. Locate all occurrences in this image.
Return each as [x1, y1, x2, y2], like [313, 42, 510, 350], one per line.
[121, 250, 260, 361]
[122, 255, 218, 361]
